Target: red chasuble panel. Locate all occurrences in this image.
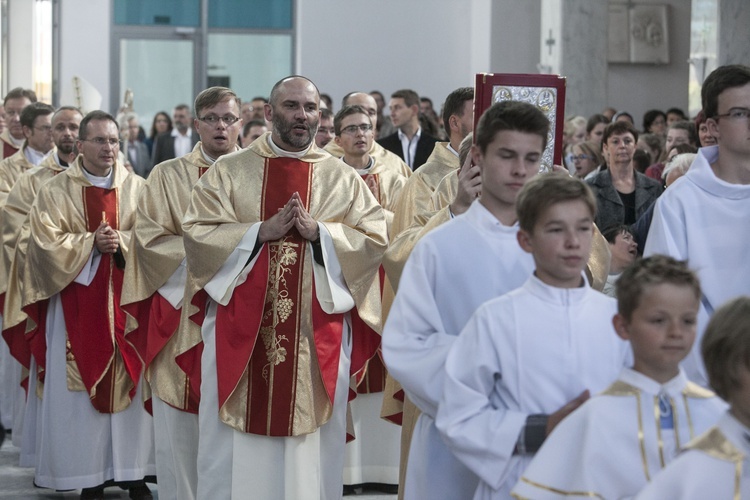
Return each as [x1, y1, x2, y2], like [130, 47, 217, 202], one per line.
[59, 187, 141, 413]
[2, 141, 17, 159]
[474, 73, 566, 172]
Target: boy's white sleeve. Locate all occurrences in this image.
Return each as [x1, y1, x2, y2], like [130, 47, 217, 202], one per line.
[435, 305, 527, 491]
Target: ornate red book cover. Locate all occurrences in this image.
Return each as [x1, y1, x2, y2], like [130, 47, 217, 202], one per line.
[474, 73, 566, 171]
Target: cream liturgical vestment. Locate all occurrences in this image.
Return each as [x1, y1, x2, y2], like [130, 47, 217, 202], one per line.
[635, 412, 750, 500]
[121, 142, 222, 500]
[645, 145, 750, 386]
[326, 141, 410, 487]
[382, 200, 536, 500]
[0, 129, 21, 161]
[21, 157, 154, 490]
[436, 275, 631, 500]
[181, 133, 387, 500]
[1, 152, 65, 461]
[512, 368, 726, 500]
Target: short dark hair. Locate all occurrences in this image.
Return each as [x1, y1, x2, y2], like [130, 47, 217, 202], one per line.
[615, 255, 701, 321]
[269, 75, 320, 108]
[642, 109, 666, 133]
[391, 89, 420, 108]
[20, 102, 55, 129]
[602, 121, 639, 145]
[586, 114, 609, 134]
[441, 87, 474, 135]
[4, 87, 37, 106]
[174, 103, 190, 113]
[702, 296, 750, 400]
[702, 65, 750, 119]
[516, 173, 596, 233]
[251, 96, 268, 103]
[52, 106, 83, 122]
[666, 107, 687, 120]
[602, 224, 633, 244]
[78, 110, 119, 141]
[242, 119, 266, 137]
[333, 105, 370, 136]
[667, 120, 698, 147]
[194, 87, 240, 118]
[474, 100, 549, 154]
[320, 108, 334, 121]
[420, 97, 433, 106]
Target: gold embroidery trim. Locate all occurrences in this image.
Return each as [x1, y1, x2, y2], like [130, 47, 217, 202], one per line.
[682, 393, 695, 441]
[519, 477, 604, 498]
[259, 238, 298, 434]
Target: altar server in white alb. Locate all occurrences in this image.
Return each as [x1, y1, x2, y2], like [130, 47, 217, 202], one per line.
[513, 255, 726, 499]
[636, 296, 750, 500]
[436, 174, 631, 500]
[644, 64, 750, 387]
[381, 101, 550, 500]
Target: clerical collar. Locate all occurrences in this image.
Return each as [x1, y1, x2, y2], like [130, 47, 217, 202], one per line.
[341, 155, 373, 174]
[24, 145, 52, 166]
[81, 162, 114, 188]
[54, 152, 69, 168]
[200, 146, 217, 164]
[447, 143, 459, 157]
[267, 135, 312, 159]
[9, 134, 25, 148]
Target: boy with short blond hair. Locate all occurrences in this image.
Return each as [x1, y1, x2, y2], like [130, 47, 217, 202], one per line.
[636, 296, 750, 499]
[513, 255, 726, 499]
[436, 174, 631, 499]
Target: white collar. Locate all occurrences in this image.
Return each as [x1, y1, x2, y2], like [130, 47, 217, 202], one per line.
[267, 134, 312, 159]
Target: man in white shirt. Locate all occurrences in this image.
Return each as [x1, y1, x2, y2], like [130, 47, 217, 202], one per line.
[151, 104, 198, 169]
[377, 89, 438, 170]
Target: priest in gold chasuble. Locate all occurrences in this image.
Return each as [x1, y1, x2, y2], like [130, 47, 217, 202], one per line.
[121, 87, 243, 500]
[21, 111, 154, 495]
[182, 77, 387, 500]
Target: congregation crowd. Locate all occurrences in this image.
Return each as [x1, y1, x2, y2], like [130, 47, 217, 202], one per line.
[0, 64, 748, 500]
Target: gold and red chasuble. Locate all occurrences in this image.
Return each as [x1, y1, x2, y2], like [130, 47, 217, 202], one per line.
[124, 163, 209, 414]
[214, 157, 344, 437]
[58, 186, 141, 413]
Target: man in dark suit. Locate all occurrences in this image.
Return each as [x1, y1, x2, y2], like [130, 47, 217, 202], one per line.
[121, 113, 152, 178]
[150, 103, 199, 172]
[377, 89, 438, 170]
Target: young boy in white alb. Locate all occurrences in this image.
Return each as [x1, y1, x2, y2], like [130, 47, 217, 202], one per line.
[436, 174, 631, 499]
[636, 296, 750, 499]
[513, 255, 726, 499]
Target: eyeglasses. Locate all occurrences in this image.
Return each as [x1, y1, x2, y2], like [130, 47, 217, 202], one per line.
[83, 137, 120, 148]
[198, 114, 240, 125]
[340, 123, 373, 135]
[571, 154, 592, 161]
[33, 125, 53, 133]
[714, 107, 750, 122]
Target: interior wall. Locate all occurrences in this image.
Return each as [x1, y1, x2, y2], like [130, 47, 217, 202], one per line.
[490, 0, 542, 74]
[7, 0, 33, 90]
[606, 0, 692, 125]
[296, 0, 492, 112]
[58, 0, 111, 109]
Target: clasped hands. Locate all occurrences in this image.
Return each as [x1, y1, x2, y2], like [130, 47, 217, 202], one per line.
[258, 192, 319, 243]
[94, 222, 120, 254]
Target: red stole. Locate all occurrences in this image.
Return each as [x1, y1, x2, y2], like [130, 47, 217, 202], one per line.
[2, 140, 17, 159]
[125, 166, 208, 414]
[214, 157, 343, 436]
[58, 186, 141, 413]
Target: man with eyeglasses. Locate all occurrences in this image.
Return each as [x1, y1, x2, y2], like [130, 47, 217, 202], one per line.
[326, 91, 411, 180]
[181, 75, 386, 499]
[0, 102, 55, 208]
[314, 107, 335, 149]
[645, 64, 750, 388]
[20, 110, 154, 499]
[330, 105, 408, 493]
[150, 103, 199, 170]
[0, 88, 37, 161]
[1, 107, 82, 457]
[121, 86, 242, 500]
